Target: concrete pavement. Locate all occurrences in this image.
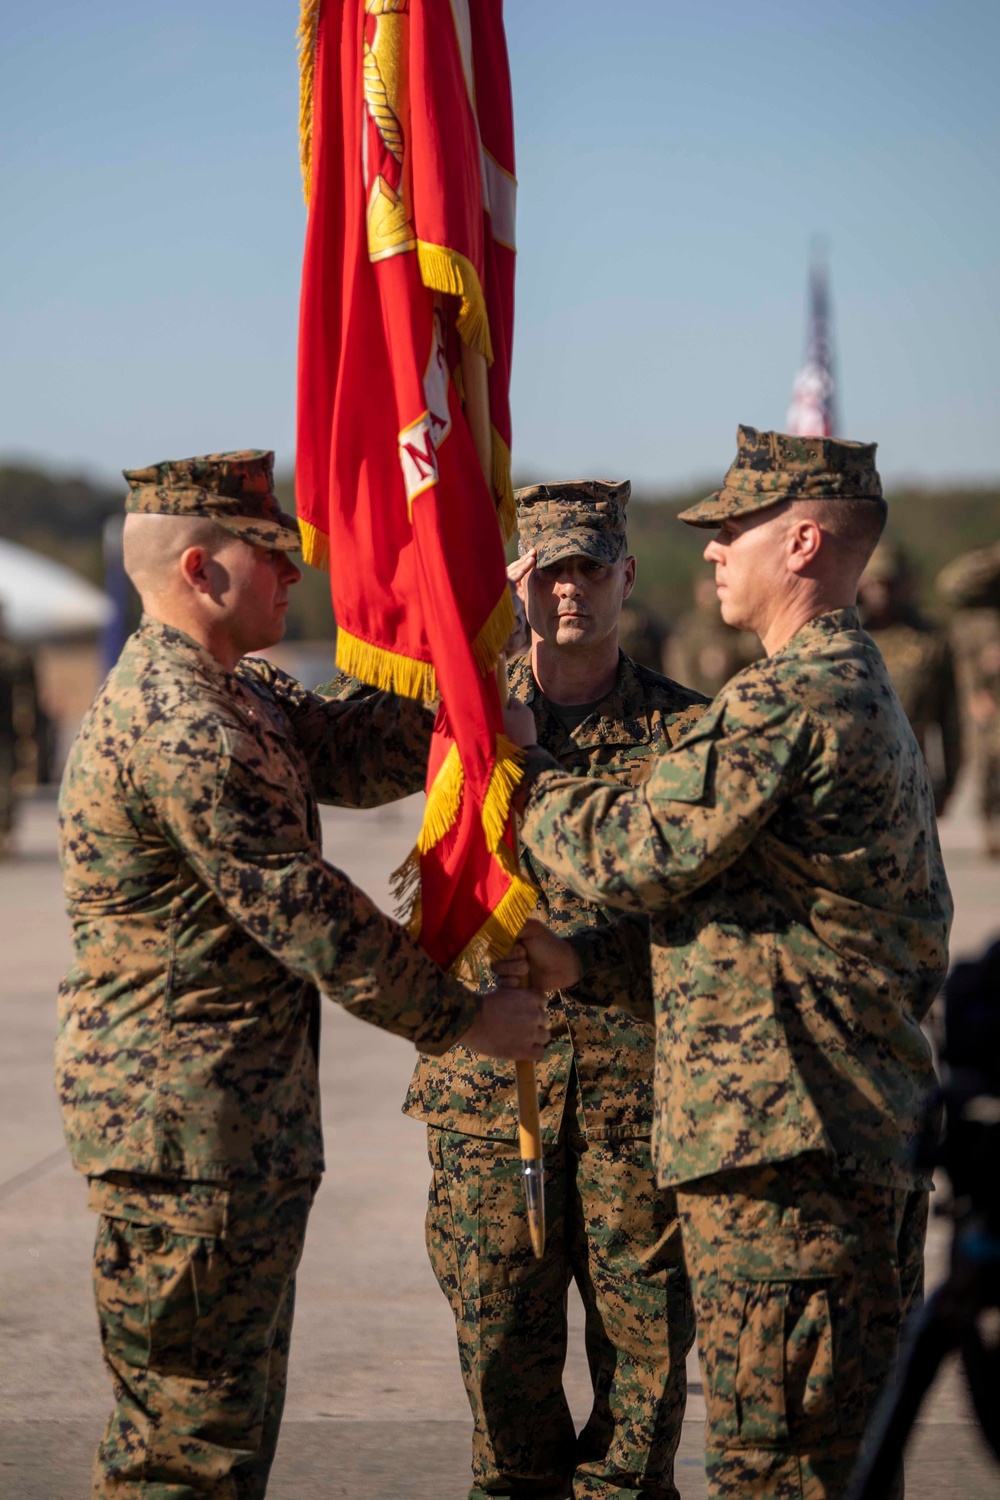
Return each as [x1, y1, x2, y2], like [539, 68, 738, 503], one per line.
[2, 790, 999, 1498]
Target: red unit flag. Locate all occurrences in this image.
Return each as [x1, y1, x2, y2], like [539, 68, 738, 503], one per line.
[296, 0, 535, 973]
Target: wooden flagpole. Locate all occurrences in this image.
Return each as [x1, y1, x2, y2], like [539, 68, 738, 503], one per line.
[461, 340, 546, 1260]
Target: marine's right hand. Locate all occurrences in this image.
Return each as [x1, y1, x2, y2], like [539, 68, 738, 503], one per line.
[494, 918, 582, 995]
[460, 986, 550, 1061]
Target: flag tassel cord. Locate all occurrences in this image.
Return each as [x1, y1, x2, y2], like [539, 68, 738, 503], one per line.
[492, 427, 516, 543]
[417, 243, 494, 365]
[297, 0, 322, 200]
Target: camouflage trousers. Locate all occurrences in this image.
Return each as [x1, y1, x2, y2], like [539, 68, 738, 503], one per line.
[88, 1173, 316, 1498]
[676, 1155, 928, 1500]
[425, 1124, 695, 1500]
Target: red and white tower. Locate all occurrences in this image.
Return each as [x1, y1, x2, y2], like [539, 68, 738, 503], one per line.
[786, 245, 838, 438]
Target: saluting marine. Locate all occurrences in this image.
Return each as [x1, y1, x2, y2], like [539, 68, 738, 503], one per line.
[502, 428, 952, 1500]
[323, 482, 704, 1499]
[405, 480, 704, 1500]
[56, 451, 547, 1500]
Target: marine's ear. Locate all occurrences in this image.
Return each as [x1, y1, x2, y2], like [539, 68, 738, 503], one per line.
[178, 545, 215, 596]
[622, 554, 637, 600]
[785, 515, 823, 575]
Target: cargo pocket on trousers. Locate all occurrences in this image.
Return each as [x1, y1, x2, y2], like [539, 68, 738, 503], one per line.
[731, 1277, 839, 1447]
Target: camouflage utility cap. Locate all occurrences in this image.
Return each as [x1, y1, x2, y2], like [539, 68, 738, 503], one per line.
[679, 425, 883, 528]
[517, 479, 630, 567]
[123, 450, 302, 551]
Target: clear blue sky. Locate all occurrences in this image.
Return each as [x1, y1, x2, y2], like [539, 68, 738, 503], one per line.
[2, 0, 997, 489]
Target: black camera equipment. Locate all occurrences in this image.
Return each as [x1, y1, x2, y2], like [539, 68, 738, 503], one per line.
[846, 941, 1000, 1500]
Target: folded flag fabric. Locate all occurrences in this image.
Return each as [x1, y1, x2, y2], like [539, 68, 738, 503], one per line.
[296, 0, 535, 974]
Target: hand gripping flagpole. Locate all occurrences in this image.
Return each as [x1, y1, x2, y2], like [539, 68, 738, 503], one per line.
[462, 341, 546, 1260]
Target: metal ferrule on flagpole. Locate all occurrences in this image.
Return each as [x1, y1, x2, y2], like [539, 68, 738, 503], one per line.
[516, 1061, 546, 1258]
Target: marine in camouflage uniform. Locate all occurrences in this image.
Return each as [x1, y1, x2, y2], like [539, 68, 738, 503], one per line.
[57, 452, 543, 1500]
[937, 542, 1000, 853]
[666, 574, 763, 697]
[858, 541, 962, 815]
[511, 430, 953, 1499]
[405, 481, 705, 1500]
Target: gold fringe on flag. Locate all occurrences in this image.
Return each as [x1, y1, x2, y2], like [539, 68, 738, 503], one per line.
[335, 626, 437, 702]
[391, 732, 538, 978]
[417, 241, 494, 364]
[416, 743, 463, 854]
[297, 0, 322, 203]
[492, 427, 516, 542]
[481, 735, 525, 853]
[450, 846, 538, 983]
[472, 587, 516, 678]
[389, 847, 422, 931]
[298, 515, 330, 571]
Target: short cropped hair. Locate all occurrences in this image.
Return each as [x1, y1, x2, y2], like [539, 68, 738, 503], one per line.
[788, 496, 888, 571]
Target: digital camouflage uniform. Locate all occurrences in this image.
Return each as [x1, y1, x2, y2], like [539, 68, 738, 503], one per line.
[937, 543, 1000, 852]
[516, 430, 953, 1500]
[859, 543, 962, 816]
[58, 453, 480, 1500]
[403, 479, 706, 1500]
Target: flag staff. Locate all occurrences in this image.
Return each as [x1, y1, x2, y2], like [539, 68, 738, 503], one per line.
[462, 339, 546, 1260]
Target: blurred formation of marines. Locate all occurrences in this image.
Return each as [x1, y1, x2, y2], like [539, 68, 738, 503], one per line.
[55, 451, 547, 1499]
[617, 598, 670, 673]
[0, 604, 40, 854]
[858, 541, 962, 815]
[938, 541, 1000, 854]
[405, 481, 704, 1500]
[502, 429, 952, 1500]
[667, 574, 762, 697]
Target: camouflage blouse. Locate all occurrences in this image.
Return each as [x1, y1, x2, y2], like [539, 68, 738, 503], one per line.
[519, 609, 953, 1188]
[403, 654, 707, 1143]
[56, 618, 478, 1184]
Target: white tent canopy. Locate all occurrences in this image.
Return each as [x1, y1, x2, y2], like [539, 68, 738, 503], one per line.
[0, 537, 112, 643]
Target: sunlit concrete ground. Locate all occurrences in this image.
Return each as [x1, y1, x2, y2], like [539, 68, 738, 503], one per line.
[1, 787, 998, 1499]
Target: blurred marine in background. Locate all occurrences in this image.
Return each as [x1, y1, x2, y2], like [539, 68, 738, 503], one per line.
[939, 541, 1000, 855]
[0, 604, 40, 856]
[667, 575, 763, 697]
[858, 541, 962, 816]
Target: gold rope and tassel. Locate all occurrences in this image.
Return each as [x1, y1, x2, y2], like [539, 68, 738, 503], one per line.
[335, 626, 437, 702]
[417, 242, 494, 364]
[492, 427, 516, 542]
[297, 515, 330, 571]
[297, 0, 322, 203]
